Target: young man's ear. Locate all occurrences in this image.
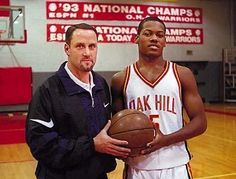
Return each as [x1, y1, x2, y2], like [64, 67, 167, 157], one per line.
[163, 37, 166, 47]
[135, 35, 139, 43]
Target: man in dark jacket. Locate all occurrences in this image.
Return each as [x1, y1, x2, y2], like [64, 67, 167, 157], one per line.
[26, 23, 130, 179]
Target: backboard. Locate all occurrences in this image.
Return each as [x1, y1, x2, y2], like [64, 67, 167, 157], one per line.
[0, 6, 27, 44]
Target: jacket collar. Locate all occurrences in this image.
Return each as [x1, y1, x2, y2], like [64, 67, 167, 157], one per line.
[56, 61, 104, 95]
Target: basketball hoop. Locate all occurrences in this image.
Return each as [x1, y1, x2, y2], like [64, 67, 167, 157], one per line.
[0, 30, 15, 45]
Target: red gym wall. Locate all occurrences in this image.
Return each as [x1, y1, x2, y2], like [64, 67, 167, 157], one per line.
[0, 67, 32, 105]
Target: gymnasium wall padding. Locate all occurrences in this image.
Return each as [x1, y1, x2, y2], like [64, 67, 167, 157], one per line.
[0, 67, 32, 105]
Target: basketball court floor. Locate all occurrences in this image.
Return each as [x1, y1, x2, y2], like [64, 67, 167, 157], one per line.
[0, 103, 235, 179]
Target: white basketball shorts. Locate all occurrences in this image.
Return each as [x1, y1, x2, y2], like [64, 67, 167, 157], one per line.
[124, 163, 193, 179]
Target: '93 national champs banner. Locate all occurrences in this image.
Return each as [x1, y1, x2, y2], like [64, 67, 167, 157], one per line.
[46, 1, 203, 44]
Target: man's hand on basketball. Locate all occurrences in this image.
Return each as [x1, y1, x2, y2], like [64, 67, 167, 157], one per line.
[141, 128, 166, 155]
[93, 120, 131, 158]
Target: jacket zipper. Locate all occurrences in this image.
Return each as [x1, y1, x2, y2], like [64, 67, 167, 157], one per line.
[91, 94, 94, 108]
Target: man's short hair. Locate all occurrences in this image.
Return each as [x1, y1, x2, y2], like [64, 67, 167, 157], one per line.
[65, 23, 98, 45]
[137, 16, 166, 35]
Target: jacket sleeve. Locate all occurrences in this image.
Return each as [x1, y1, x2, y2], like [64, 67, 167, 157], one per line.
[25, 84, 96, 169]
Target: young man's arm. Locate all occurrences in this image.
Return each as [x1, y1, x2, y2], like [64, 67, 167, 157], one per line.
[110, 70, 127, 115]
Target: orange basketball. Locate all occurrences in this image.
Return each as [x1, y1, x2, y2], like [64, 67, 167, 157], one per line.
[108, 109, 155, 157]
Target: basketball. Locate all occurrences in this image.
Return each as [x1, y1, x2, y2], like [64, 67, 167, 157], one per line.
[108, 109, 155, 157]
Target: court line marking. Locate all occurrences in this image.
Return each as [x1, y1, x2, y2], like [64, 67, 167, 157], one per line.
[205, 133, 236, 143]
[196, 172, 236, 179]
[0, 159, 35, 164]
[205, 108, 236, 116]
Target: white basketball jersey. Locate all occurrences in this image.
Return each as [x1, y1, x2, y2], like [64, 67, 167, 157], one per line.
[124, 61, 191, 170]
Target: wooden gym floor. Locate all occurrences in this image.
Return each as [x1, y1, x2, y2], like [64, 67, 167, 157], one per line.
[0, 103, 235, 179]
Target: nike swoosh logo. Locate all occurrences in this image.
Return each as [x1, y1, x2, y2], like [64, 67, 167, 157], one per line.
[30, 118, 54, 128]
[103, 102, 109, 108]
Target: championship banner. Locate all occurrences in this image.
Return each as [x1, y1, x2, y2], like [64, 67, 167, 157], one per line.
[46, 1, 202, 24]
[47, 24, 203, 44]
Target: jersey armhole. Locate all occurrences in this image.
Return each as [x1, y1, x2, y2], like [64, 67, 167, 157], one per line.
[123, 66, 131, 108]
[173, 63, 182, 101]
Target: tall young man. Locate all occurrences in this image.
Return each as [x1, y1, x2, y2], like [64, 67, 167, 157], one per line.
[111, 17, 207, 179]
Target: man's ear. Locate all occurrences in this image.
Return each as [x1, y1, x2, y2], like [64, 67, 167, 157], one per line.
[135, 35, 139, 44]
[64, 43, 70, 56]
